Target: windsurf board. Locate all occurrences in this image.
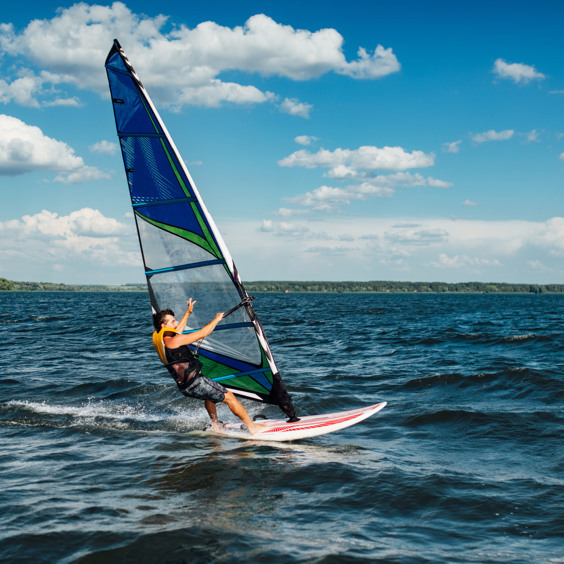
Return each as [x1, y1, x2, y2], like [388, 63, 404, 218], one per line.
[201, 402, 387, 442]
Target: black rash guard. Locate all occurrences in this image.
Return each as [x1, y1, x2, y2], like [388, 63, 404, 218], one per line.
[153, 327, 203, 390]
[162, 331, 203, 390]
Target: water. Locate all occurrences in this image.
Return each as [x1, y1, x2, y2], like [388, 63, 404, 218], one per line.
[1, 291, 562, 563]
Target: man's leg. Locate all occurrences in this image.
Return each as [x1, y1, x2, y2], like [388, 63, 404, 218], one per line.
[204, 400, 222, 432]
[222, 391, 266, 434]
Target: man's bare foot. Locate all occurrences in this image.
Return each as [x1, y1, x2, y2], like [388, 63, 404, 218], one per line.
[210, 420, 225, 433]
[247, 422, 268, 435]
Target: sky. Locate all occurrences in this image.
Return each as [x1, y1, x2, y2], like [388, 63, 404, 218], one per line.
[0, 0, 563, 284]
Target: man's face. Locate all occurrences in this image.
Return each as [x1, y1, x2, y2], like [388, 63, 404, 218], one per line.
[162, 314, 177, 329]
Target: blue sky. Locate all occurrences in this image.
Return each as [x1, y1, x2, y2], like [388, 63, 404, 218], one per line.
[0, 0, 563, 284]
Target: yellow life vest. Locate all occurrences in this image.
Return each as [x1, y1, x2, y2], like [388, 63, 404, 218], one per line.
[152, 326, 178, 365]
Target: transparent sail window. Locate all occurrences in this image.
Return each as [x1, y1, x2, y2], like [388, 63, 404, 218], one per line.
[137, 215, 215, 271]
[149, 266, 261, 365]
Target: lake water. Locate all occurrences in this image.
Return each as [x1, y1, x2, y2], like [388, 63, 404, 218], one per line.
[0, 291, 562, 563]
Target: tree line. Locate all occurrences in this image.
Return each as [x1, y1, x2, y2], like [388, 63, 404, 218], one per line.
[1, 277, 563, 294]
[245, 281, 564, 293]
[0, 278, 146, 292]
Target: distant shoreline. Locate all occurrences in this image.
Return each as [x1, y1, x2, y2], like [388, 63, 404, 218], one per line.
[1, 278, 563, 294]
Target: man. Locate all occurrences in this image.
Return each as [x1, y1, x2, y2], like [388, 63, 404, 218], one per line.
[152, 299, 266, 434]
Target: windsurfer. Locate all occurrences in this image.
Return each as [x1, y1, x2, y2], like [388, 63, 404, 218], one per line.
[153, 299, 267, 434]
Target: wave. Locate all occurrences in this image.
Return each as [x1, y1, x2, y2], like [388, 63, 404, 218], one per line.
[1, 398, 211, 435]
[395, 331, 559, 348]
[0, 315, 73, 325]
[497, 333, 552, 344]
[403, 406, 563, 433]
[7, 398, 160, 420]
[401, 367, 563, 398]
[401, 367, 562, 390]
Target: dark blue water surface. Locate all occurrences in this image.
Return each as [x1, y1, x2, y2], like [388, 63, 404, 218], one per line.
[1, 292, 562, 563]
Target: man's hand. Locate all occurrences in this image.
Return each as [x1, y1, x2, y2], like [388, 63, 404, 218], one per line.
[187, 298, 196, 314]
[175, 298, 197, 335]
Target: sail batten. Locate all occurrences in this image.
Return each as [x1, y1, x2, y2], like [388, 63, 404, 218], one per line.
[105, 39, 297, 420]
[214, 368, 274, 382]
[145, 260, 227, 276]
[118, 132, 167, 138]
[214, 323, 255, 331]
[133, 197, 198, 208]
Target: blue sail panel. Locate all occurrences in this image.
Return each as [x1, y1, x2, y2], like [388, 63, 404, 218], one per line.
[135, 203, 208, 238]
[121, 137, 191, 203]
[107, 71, 157, 134]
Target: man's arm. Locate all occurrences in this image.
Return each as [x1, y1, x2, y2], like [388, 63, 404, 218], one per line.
[175, 298, 196, 334]
[164, 312, 224, 349]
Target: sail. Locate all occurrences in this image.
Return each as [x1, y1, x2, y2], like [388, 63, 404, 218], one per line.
[105, 40, 296, 420]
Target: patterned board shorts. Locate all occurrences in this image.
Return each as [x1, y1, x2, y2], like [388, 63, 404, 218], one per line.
[180, 374, 227, 403]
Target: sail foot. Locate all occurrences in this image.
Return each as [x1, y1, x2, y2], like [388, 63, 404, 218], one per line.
[271, 372, 299, 422]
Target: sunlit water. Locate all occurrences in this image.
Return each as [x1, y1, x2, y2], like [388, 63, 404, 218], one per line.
[1, 292, 562, 563]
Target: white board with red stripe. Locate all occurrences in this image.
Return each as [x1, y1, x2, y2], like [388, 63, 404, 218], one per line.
[206, 402, 387, 442]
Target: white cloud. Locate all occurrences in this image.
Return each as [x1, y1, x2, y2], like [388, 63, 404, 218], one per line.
[5, 210, 563, 283]
[169, 15, 344, 81]
[278, 144, 449, 212]
[0, 4, 165, 93]
[462, 199, 479, 207]
[472, 129, 514, 143]
[1, 208, 129, 238]
[442, 140, 462, 153]
[493, 58, 545, 84]
[89, 140, 119, 155]
[385, 228, 449, 246]
[274, 208, 310, 218]
[559, 153, 564, 161]
[528, 259, 549, 271]
[305, 245, 355, 256]
[325, 165, 358, 179]
[0, 208, 140, 281]
[285, 172, 451, 212]
[258, 219, 312, 237]
[176, 80, 275, 108]
[531, 217, 564, 256]
[224, 216, 564, 282]
[170, 15, 399, 81]
[337, 45, 400, 79]
[43, 97, 81, 108]
[524, 129, 540, 143]
[0, 114, 107, 182]
[0, 6, 400, 111]
[279, 145, 435, 173]
[289, 184, 361, 211]
[295, 135, 318, 146]
[424, 177, 452, 188]
[431, 253, 501, 269]
[259, 219, 273, 231]
[279, 98, 313, 118]
[53, 166, 111, 184]
[0, 70, 80, 108]
[0, 74, 42, 108]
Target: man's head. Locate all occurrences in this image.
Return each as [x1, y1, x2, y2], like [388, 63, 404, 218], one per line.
[153, 308, 175, 330]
